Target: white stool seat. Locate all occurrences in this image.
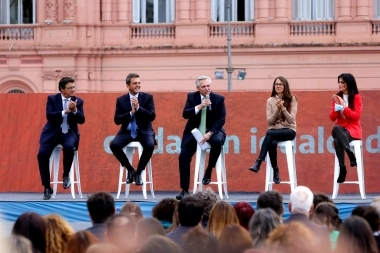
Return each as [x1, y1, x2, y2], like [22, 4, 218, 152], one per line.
[265, 140, 297, 191]
[332, 140, 365, 199]
[117, 142, 155, 200]
[193, 144, 228, 199]
[49, 144, 82, 199]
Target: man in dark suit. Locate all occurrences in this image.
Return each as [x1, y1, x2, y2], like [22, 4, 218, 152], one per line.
[37, 77, 85, 200]
[176, 76, 226, 200]
[110, 73, 156, 186]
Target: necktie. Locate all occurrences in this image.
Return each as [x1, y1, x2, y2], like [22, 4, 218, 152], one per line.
[199, 105, 207, 135]
[131, 116, 137, 138]
[62, 99, 68, 134]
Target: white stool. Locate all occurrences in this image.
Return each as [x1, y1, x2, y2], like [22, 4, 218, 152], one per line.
[193, 144, 228, 199]
[116, 142, 155, 200]
[332, 140, 365, 199]
[265, 140, 297, 191]
[49, 144, 82, 199]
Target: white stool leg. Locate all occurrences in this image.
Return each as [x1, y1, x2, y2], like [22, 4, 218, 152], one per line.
[69, 165, 75, 199]
[125, 147, 134, 198]
[215, 155, 223, 199]
[193, 145, 202, 194]
[135, 144, 147, 200]
[265, 152, 272, 191]
[147, 159, 155, 198]
[284, 142, 295, 191]
[220, 148, 228, 199]
[73, 151, 82, 198]
[116, 164, 124, 200]
[332, 154, 340, 199]
[354, 142, 366, 199]
[52, 148, 60, 198]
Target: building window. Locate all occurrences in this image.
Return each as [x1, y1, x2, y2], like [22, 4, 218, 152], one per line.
[293, 0, 334, 20]
[375, 0, 380, 19]
[0, 0, 36, 24]
[8, 89, 25, 93]
[211, 0, 254, 22]
[132, 0, 175, 23]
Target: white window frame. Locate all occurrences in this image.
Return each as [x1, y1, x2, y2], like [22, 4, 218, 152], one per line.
[211, 0, 254, 22]
[0, 0, 36, 24]
[293, 0, 334, 21]
[375, 0, 380, 19]
[133, 0, 175, 24]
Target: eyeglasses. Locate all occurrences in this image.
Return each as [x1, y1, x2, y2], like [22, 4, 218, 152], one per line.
[275, 83, 284, 87]
[65, 86, 76, 90]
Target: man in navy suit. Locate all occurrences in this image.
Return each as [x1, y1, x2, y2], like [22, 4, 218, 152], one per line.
[176, 76, 226, 200]
[110, 73, 156, 186]
[37, 77, 85, 200]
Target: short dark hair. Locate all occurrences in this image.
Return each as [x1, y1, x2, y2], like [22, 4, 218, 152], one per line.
[257, 190, 283, 216]
[152, 198, 178, 222]
[58, 77, 75, 92]
[87, 192, 115, 223]
[178, 196, 204, 227]
[126, 73, 140, 85]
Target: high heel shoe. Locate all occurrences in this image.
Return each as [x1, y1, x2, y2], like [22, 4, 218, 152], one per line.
[273, 167, 281, 184]
[337, 166, 347, 183]
[249, 159, 262, 173]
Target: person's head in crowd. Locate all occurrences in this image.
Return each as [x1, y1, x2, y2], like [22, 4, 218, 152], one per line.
[87, 192, 115, 224]
[1, 234, 33, 253]
[335, 216, 379, 253]
[120, 202, 143, 221]
[266, 222, 319, 253]
[351, 205, 370, 217]
[12, 212, 46, 253]
[194, 188, 218, 227]
[182, 226, 217, 253]
[310, 193, 334, 220]
[257, 190, 284, 219]
[105, 213, 137, 252]
[152, 198, 178, 230]
[139, 235, 185, 253]
[371, 196, 380, 216]
[64, 231, 99, 253]
[84, 243, 122, 253]
[206, 200, 239, 239]
[288, 186, 314, 216]
[363, 206, 380, 232]
[178, 195, 204, 227]
[44, 214, 75, 253]
[218, 224, 253, 253]
[233, 202, 255, 230]
[248, 208, 281, 249]
[311, 202, 341, 232]
[136, 217, 166, 248]
[166, 205, 179, 233]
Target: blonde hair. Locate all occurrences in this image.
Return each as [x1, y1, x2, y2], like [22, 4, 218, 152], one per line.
[44, 214, 75, 253]
[206, 201, 239, 239]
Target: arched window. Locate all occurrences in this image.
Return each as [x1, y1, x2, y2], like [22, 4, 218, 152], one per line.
[293, 0, 334, 20]
[8, 89, 25, 93]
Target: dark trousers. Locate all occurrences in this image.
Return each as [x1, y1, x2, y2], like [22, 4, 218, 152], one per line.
[257, 128, 296, 168]
[110, 129, 155, 173]
[332, 125, 357, 167]
[37, 131, 78, 188]
[178, 131, 226, 190]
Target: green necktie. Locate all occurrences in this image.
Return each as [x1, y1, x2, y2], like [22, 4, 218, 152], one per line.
[199, 106, 207, 135]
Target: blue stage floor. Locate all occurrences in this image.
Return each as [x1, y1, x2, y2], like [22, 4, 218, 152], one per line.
[0, 192, 376, 232]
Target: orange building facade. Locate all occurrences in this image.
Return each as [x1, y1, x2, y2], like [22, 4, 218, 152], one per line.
[0, 0, 380, 93]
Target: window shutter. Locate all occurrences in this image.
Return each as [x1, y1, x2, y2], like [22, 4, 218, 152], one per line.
[376, 0, 380, 19]
[211, 0, 217, 21]
[293, 0, 299, 20]
[132, 0, 140, 23]
[170, 0, 175, 22]
[0, 0, 8, 24]
[300, 0, 312, 20]
[219, 0, 225, 22]
[231, 0, 237, 21]
[326, 0, 334, 20]
[314, 0, 324, 20]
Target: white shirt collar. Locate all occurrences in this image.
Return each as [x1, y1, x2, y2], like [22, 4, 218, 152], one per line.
[61, 94, 70, 101]
[129, 93, 139, 99]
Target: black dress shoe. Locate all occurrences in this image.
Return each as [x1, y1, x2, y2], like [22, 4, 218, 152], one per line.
[176, 190, 189, 200]
[63, 177, 71, 189]
[337, 166, 347, 183]
[126, 170, 135, 184]
[273, 167, 281, 184]
[249, 159, 262, 173]
[43, 188, 53, 200]
[202, 175, 211, 185]
[134, 172, 143, 186]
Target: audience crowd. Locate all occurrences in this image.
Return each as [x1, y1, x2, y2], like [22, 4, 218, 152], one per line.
[1, 187, 380, 253]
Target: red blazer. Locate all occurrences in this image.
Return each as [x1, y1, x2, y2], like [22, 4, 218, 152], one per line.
[329, 94, 363, 139]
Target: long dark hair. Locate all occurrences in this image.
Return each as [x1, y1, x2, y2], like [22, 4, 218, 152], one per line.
[271, 76, 296, 120]
[336, 73, 359, 110]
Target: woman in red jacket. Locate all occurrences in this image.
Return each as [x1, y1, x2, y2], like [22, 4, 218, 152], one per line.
[329, 73, 363, 183]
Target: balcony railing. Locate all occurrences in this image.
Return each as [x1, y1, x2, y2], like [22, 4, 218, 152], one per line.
[209, 22, 254, 37]
[373, 22, 380, 35]
[290, 22, 335, 36]
[131, 24, 175, 39]
[0, 25, 35, 40]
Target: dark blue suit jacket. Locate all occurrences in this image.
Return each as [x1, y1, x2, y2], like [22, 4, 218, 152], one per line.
[181, 91, 226, 148]
[39, 93, 85, 144]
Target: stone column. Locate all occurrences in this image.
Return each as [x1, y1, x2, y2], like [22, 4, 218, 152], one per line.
[63, 0, 77, 21]
[258, 0, 270, 20]
[356, 0, 369, 19]
[178, 0, 191, 22]
[45, 0, 58, 22]
[338, 0, 352, 20]
[275, 0, 287, 20]
[117, 0, 129, 21]
[195, 0, 207, 21]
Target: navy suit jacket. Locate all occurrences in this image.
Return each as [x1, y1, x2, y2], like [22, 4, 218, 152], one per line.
[39, 93, 85, 144]
[181, 91, 226, 148]
[113, 92, 156, 137]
